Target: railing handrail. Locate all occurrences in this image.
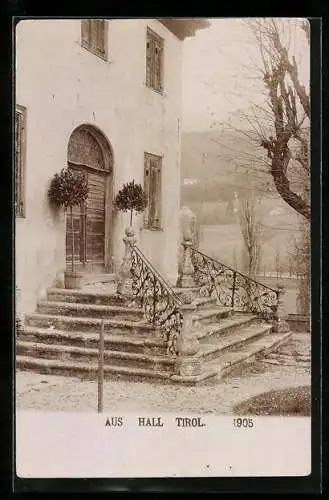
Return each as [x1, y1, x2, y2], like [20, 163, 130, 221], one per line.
[131, 243, 183, 305]
[190, 246, 279, 294]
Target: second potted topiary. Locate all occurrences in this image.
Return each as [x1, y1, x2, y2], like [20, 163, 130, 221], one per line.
[114, 180, 148, 229]
[48, 167, 89, 289]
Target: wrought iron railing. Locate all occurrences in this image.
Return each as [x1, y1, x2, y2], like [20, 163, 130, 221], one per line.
[130, 244, 183, 356]
[190, 247, 279, 320]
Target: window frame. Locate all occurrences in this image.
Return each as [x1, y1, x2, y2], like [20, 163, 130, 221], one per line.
[146, 27, 164, 94]
[143, 152, 163, 231]
[81, 19, 108, 61]
[15, 105, 27, 219]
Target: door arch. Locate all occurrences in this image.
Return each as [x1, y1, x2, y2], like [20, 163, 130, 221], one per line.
[66, 124, 113, 273]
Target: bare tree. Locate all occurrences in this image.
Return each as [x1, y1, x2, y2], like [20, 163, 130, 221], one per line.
[275, 247, 281, 278]
[245, 18, 310, 221]
[238, 193, 263, 277]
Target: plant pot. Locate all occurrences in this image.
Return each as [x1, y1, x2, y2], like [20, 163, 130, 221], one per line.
[64, 271, 84, 289]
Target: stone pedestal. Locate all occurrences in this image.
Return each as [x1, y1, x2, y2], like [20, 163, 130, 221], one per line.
[117, 227, 136, 297]
[174, 292, 201, 377]
[177, 207, 198, 288]
[273, 284, 290, 333]
[177, 238, 196, 288]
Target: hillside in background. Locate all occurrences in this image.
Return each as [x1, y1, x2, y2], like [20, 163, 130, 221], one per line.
[180, 129, 305, 290]
[181, 129, 306, 208]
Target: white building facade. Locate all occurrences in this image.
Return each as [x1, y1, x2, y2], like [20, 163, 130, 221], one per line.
[15, 18, 209, 315]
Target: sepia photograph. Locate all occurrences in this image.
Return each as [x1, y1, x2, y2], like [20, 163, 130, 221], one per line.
[14, 17, 313, 479]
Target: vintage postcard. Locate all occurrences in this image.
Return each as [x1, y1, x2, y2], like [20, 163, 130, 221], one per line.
[14, 17, 315, 483]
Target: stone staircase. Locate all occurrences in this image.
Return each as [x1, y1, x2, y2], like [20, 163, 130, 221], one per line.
[16, 282, 292, 385]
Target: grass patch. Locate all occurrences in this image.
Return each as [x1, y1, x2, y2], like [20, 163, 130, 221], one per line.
[233, 385, 311, 416]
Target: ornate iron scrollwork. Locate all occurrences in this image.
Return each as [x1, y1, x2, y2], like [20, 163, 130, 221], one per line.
[130, 245, 183, 356]
[191, 248, 278, 320]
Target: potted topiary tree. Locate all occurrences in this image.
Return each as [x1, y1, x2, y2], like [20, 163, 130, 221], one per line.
[48, 167, 89, 289]
[114, 180, 148, 296]
[114, 180, 148, 228]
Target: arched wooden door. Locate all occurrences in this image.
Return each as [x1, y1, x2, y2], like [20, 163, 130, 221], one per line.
[66, 125, 113, 273]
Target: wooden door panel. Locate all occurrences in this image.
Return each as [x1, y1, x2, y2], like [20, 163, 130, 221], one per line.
[86, 172, 106, 265]
[65, 169, 107, 271]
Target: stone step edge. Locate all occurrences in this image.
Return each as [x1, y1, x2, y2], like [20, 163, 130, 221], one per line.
[198, 324, 273, 359]
[17, 324, 271, 363]
[206, 331, 292, 378]
[37, 300, 143, 315]
[47, 288, 120, 298]
[18, 324, 270, 366]
[25, 313, 154, 330]
[197, 314, 259, 340]
[16, 355, 218, 384]
[21, 327, 166, 347]
[193, 306, 232, 319]
[16, 340, 174, 365]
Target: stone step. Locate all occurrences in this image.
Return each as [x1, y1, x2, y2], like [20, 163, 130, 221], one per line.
[192, 296, 218, 310]
[15, 355, 219, 385]
[47, 288, 133, 307]
[197, 313, 259, 343]
[16, 355, 172, 382]
[198, 323, 273, 362]
[37, 300, 144, 322]
[205, 331, 292, 380]
[46, 288, 214, 313]
[82, 273, 117, 285]
[16, 340, 175, 372]
[192, 306, 233, 326]
[25, 313, 155, 336]
[20, 326, 167, 355]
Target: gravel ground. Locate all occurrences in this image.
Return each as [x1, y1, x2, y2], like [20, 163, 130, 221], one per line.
[16, 334, 311, 415]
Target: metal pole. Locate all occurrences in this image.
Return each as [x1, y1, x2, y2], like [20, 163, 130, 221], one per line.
[98, 320, 105, 413]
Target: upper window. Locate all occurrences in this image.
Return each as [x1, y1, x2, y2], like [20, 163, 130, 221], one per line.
[81, 20, 108, 60]
[15, 105, 26, 218]
[146, 27, 164, 93]
[144, 152, 162, 230]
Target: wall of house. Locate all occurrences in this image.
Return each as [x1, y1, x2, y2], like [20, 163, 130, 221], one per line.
[15, 19, 182, 314]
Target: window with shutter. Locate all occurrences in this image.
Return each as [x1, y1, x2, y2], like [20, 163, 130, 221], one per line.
[81, 19, 108, 60]
[144, 153, 162, 229]
[15, 105, 26, 218]
[146, 27, 164, 93]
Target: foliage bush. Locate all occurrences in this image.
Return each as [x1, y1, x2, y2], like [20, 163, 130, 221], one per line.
[48, 168, 89, 209]
[233, 386, 311, 416]
[48, 167, 89, 272]
[114, 180, 148, 226]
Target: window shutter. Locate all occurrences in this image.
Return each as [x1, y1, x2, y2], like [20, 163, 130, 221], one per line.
[149, 161, 157, 227]
[15, 111, 21, 216]
[146, 28, 164, 93]
[144, 155, 150, 227]
[81, 20, 91, 47]
[144, 153, 162, 229]
[15, 107, 26, 218]
[154, 40, 162, 92]
[154, 160, 162, 228]
[94, 20, 105, 55]
[146, 38, 151, 87]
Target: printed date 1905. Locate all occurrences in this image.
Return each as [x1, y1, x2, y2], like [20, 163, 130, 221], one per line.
[233, 418, 254, 428]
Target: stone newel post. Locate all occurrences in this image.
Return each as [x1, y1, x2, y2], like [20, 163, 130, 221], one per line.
[175, 292, 201, 377]
[177, 207, 197, 288]
[273, 284, 290, 333]
[117, 227, 136, 296]
[177, 236, 196, 288]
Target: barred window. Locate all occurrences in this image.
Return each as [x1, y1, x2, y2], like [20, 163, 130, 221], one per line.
[15, 105, 26, 218]
[81, 20, 108, 60]
[144, 153, 162, 230]
[146, 27, 164, 93]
